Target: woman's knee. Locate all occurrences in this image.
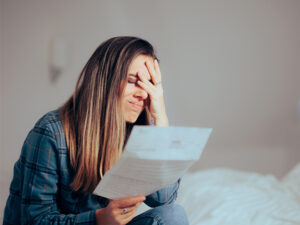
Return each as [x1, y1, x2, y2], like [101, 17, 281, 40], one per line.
[149, 204, 189, 225]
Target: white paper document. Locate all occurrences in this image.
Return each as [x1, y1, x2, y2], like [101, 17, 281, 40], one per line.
[93, 126, 212, 199]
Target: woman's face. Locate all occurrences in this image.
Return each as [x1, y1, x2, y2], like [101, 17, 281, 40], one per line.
[122, 54, 153, 123]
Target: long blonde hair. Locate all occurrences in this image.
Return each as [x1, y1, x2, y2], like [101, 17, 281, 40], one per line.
[60, 36, 158, 193]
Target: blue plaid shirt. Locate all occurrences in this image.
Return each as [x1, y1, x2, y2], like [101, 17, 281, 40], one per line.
[3, 108, 180, 225]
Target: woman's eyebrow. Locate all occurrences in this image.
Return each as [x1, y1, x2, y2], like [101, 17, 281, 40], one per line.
[128, 73, 151, 81]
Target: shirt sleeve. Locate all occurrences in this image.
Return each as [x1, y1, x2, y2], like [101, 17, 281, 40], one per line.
[144, 178, 181, 208]
[18, 126, 97, 225]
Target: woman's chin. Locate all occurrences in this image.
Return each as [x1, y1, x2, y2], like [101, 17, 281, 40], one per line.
[125, 117, 138, 124]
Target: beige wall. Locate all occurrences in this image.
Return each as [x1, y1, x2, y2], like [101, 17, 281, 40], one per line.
[0, 0, 4, 215]
[0, 0, 2, 143]
[1, 0, 300, 220]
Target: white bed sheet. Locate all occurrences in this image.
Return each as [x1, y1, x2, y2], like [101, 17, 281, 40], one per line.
[137, 163, 300, 225]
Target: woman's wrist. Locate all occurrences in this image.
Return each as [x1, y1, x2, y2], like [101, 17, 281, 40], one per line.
[154, 114, 169, 126]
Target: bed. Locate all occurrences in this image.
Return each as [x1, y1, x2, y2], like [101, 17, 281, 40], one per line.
[137, 163, 300, 225]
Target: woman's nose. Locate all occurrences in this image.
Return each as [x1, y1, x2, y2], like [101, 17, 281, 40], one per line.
[134, 86, 148, 100]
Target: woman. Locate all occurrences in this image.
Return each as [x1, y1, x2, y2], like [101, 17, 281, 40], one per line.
[3, 36, 189, 225]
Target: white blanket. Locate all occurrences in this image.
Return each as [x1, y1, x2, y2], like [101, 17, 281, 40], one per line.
[176, 164, 300, 225]
[137, 163, 300, 225]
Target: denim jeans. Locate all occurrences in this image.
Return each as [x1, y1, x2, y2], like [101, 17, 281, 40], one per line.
[128, 204, 189, 225]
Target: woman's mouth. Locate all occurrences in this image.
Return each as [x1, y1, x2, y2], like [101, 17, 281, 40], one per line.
[129, 101, 143, 110]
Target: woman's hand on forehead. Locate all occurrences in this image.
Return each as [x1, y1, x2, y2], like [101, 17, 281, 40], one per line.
[136, 58, 168, 126]
[138, 60, 153, 82]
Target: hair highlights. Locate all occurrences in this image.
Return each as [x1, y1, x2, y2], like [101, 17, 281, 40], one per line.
[60, 36, 158, 193]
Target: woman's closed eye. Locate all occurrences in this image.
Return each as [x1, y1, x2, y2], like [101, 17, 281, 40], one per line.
[128, 77, 138, 84]
[127, 75, 154, 85]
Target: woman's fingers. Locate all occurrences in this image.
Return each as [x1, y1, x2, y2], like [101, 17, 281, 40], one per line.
[145, 60, 159, 85]
[113, 195, 145, 208]
[137, 71, 156, 94]
[154, 59, 162, 82]
[119, 202, 141, 215]
[136, 70, 152, 86]
[118, 203, 141, 224]
[145, 59, 162, 86]
[98, 197, 144, 225]
[122, 207, 138, 222]
[137, 80, 154, 96]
